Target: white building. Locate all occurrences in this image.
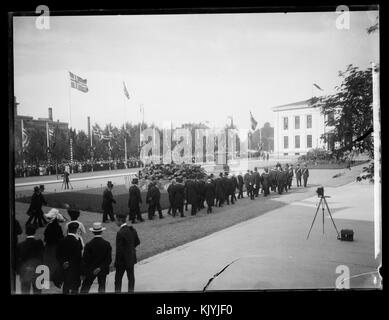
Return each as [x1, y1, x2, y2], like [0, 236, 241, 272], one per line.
[272, 98, 334, 158]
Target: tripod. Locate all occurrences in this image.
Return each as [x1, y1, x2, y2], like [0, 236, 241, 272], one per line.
[306, 195, 340, 240]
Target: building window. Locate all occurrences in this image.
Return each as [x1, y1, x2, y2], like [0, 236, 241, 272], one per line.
[283, 117, 288, 130]
[295, 135, 300, 148]
[306, 115, 312, 129]
[295, 116, 300, 129]
[283, 153, 288, 156]
[283, 136, 289, 149]
[295, 153, 300, 155]
[307, 134, 312, 148]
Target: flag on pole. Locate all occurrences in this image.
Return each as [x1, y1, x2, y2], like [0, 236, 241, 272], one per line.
[21, 122, 29, 152]
[250, 111, 258, 131]
[69, 71, 89, 93]
[313, 83, 323, 91]
[123, 81, 130, 100]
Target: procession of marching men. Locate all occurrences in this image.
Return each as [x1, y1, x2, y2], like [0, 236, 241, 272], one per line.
[15, 162, 309, 295]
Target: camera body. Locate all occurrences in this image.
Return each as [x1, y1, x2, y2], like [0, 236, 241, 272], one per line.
[316, 186, 324, 197]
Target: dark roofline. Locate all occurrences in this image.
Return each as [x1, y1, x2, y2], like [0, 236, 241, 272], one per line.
[272, 97, 322, 111]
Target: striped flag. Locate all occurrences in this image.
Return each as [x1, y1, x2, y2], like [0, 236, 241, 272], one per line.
[69, 71, 89, 93]
[22, 127, 29, 152]
[250, 111, 258, 131]
[123, 81, 130, 100]
[313, 83, 323, 91]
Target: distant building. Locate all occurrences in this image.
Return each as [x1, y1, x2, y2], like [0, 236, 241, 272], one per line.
[14, 97, 69, 131]
[272, 98, 334, 158]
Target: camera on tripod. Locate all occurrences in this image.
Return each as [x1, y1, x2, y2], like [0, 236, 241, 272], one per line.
[316, 186, 324, 197]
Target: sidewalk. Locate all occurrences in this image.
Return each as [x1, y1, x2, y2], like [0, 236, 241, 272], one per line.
[98, 180, 380, 291]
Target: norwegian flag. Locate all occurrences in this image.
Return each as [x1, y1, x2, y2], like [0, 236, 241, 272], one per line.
[22, 127, 29, 152]
[69, 71, 89, 93]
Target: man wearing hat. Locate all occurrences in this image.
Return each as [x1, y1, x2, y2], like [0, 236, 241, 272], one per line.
[17, 224, 44, 294]
[80, 222, 112, 293]
[204, 178, 216, 213]
[114, 214, 140, 293]
[172, 177, 185, 217]
[26, 185, 47, 228]
[56, 222, 83, 294]
[237, 172, 244, 199]
[167, 178, 176, 215]
[102, 181, 116, 223]
[128, 178, 144, 224]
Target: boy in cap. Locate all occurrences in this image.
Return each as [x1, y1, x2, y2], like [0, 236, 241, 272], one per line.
[80, 222, 112, 293]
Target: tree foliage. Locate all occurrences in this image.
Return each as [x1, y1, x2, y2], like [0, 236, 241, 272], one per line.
[319, 64, 373, 159]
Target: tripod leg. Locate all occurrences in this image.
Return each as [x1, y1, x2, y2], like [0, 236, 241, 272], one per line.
[322, 202, 325, 234]
[323, 198, 340, 238]
[307, 198, 322, 240]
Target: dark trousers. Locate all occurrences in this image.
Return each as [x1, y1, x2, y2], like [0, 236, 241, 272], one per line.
[173, 205, 184, 217]
[21, 278, 42, 294]
[229, 194, 235, 204]
[80, 273, 107, 293]
[263, 185, 270, 196]
[254, 186, 259, 197]
[247, 186, 254, 200]
[103, 207, 115, 222]
[237, 187, 244, 199]
[62, 272, 80, 294]
[190, 203, 197, 215]
[129, 208, 143, 223]
[296, 177, 302, 187]
[303, 177, 308, 187]
[115, 265, 135, 293]
[26, 212, 47, 228]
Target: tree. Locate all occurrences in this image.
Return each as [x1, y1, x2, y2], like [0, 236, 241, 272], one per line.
[73, 130, 89, 161]
[319, 64, 373, 159]
[25, 127, 46, 164]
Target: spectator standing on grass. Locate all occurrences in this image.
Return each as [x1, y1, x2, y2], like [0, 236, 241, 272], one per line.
[167, 178, 176, 215]
[43, 209, 65, 279]
[63, 170, 70, 189]
[17, 224, 44, 294]
[26, 186, 47, 228]
[243, 170, 251, 198]
[114, 213, 140, 293]
[261, 168, 270, 196]
[56, 222, 83, 294]
[128, 178, 144, 224]
[102, 181, 116, 223]
[80, 222, 112, 293]
[302, 164, 309, 187]
[64, 205, 86, 248]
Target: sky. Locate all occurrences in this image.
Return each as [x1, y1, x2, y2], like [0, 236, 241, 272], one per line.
[13, 10, 379, 133]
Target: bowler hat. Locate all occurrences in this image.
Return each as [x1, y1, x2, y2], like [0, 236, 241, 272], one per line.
[107, 181, 114, 187]
[89, 222, 106, 233]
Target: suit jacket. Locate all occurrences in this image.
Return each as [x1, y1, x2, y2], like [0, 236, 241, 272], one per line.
[302, 168, 309, 178]
[295, 168, 302, 178]
[204, 182, 216, 204]
[172, 183, 185, 206]
[17, 237, 44, 281]
[56, 234, 83, 284]
[44, 220, 64, 245]
[102, 188, 116, 210]
[27, 192, 46, 215]
[237, 175, 244, 188]
[128, 185, 142, 210]
[114, 225, 140, 269]
[81, 237, 112, 276]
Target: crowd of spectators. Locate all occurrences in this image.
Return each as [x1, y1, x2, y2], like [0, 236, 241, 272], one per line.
[14, 158, 144, 178]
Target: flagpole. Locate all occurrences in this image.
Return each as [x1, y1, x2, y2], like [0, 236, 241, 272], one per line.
[21, 119, 26, 176]
[46, 121, 50, 163]
[68, 72, 74, 173]
[122, 84, 128, 167]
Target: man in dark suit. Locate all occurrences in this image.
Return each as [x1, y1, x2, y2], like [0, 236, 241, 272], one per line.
[261, 168, 270, 196]
[56, 222, 83, 294]
[204, 178, 216, 213]
[80, 222, 112, 293]
[146, 181, 163, 220]
[243, 170, 251, 198]
[197, 177, 206, 210]
[128, 178, 144, 224]
[253, 168, 261, 197]
[114, 214, 140, 293]
[186, 178, 198, 215]
[167, 179, 176, 215]
[302, 164, 310, 187]
[237, 173, 244, 199]
[215, 173, 225, 207]
[288, 164, 294, 190]
[26, 186, 47, 228]
[249, 171, 255, 200]
[295, 164, 302, 187]
[102, 181, 116, 223]
[172, 177, 185, 217]
[222, 172, 230, 205]
[17, 224, 44, 294]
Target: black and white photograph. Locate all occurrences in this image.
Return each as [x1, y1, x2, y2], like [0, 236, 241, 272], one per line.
[9, 5, 382, 295]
